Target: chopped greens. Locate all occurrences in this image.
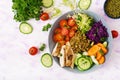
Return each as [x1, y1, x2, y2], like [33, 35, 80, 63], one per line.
[39, 43, 46, 51]
[73, 13, 94, 33]
[12, 0, 43, 22]
[42, 23, 51, 31]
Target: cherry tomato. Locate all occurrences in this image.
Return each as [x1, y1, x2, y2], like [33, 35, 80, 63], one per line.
[69, 30, 75, 38]
[58, 40, 65, 46]
[68, 18, 76, 27]
[59, 19, 67, 28]
[29, 47, 38, 55]
[71, 24, 78, 31]
[40, 12, 49, 21]
[53, 33, 63, 42]
[54, 28, 61, 34]
[61, 28, 69, 36]
[111, 30, 118, 38]
[65, 35, 70, 42]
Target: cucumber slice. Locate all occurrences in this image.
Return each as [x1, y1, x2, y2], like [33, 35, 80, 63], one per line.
[42, 0, 53, 8]
[19, 22, 33, 34]
[77, 66, 84, 71]
[41, 53, 53, 67]
[78, 0, 91, 10]
[77, 57, 91, 71]
[85, 56, 93, 65]
[74, 53, 82, 65]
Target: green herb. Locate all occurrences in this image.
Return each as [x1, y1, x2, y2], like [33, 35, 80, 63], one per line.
[39, 44, 46, 51]
[100, 37, 107, 42]
[42, 23, 51, 31]
[12, 0, 43, 22]
[60, 53, 62, 57]
[99, 49, 104, 55]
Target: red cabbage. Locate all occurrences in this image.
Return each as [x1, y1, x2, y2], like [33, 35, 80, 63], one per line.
[86, 21, 109, 43]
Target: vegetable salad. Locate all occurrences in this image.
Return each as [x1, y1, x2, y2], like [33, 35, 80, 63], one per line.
[52, 12, 109, 71]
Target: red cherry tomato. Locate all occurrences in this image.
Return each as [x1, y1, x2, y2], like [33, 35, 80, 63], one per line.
[59, 19, 68, 28]
[65, 35, 70, 42]
[40, 12, 49, 21]
[111, 30, 118, 38]
[71, 24, 78, 31]
[68, 18, 76, 27]
[69, 30, 75, 38]
[29, 47, 38, 55]
[61, 28, 69, 36]
[58, 40, 65, 46]
[54, 28, 61, 34]
[53, 33, 64, 42]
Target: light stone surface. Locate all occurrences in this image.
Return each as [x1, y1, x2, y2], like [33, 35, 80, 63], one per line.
[0, 0, 120, 80]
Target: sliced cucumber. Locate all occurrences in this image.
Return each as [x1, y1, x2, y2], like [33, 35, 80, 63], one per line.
[19, 22, 33, 34]
[85, 56, 93, 65]
[42, 0, 53, 8]
[77, 66, 84, 71]
[41, 53, 53, 68]
[74, 53, 82, 65]
[78, 0, 91, 10]
[77, 57, 91, 71]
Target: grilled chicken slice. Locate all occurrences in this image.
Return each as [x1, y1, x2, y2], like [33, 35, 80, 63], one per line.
[65, 42, 75, 69]
[52, 43, 61, 57]
[59, 45, 66, 67]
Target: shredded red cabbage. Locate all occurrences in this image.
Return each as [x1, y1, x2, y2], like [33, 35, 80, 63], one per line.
[86, 21, 109, 43]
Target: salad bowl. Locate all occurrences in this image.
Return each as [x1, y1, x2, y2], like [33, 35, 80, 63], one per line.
[48, 10, 113, 73]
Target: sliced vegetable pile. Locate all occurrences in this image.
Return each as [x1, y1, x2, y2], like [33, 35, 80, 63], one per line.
[52, 12, 109, 71]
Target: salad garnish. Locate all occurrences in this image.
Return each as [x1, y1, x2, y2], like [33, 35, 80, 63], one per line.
[42, 23, 51, 31]
[39, 43, 46, 51]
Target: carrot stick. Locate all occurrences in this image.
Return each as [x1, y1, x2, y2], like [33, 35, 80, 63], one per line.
[98, 56, 105, 64]
[97, 43, 108, 54]
[96, 52, 102, 60]
[88, 45, 100, 56]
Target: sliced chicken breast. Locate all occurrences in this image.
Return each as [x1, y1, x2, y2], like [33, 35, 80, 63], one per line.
[52, 43, 61, 57]
[59, 45, 66, 67]
[65, 42, 75, 69]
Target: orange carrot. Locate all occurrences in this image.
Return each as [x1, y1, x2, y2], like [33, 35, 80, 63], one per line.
[96, 52, 102, 60]
[88, 45, 100, 56]
[97, 43, 108, 54]
[98, 56, 105, 64]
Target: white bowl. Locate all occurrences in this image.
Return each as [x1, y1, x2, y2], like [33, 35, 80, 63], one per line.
[48, 10, 113, 73]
